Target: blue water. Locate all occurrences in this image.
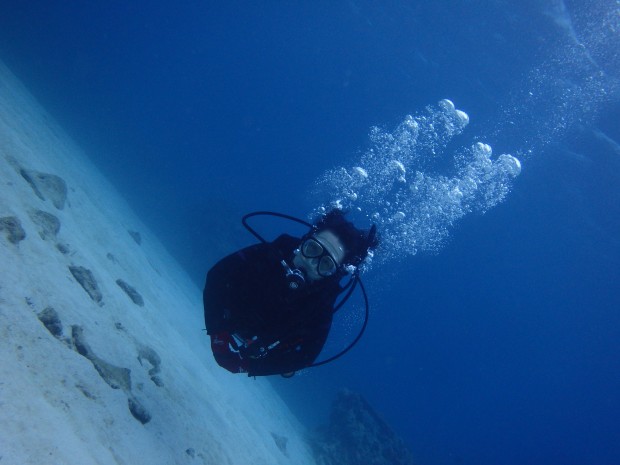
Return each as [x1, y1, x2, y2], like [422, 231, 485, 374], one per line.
[2, 1, 619, 464]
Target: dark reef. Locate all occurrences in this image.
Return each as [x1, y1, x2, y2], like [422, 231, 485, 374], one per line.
[312, 389, 415, 465]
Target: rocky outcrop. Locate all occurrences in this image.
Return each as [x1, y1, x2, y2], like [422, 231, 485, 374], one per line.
[312, 389, 415, 465]
[37, 306, 63, 338]
[56, 243, 71, 255]
[116, 279, 144, 307]
[137, 345, 163, 387]
[128, 397, 151, 424]
[8, 157, 159, 423]
[19, 169, 67, 210]
[128, 230, 142, 245]
[71, 325, 132, 391]
[68, 266, 103, 304]
[271, 432, 289, 457]
[70, 324, 152, 424]
[29, 209, 60, 240]
[0, 216, 26, 244]
[35, 306, 158, 425]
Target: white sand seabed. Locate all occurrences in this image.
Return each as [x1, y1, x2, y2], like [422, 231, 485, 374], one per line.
[0, 61, 317, 465]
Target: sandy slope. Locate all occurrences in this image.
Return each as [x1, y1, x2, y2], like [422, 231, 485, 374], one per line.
[0, 61, 316, 465]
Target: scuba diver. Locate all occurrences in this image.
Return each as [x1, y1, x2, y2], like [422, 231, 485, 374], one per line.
[203, 209, 378, 377]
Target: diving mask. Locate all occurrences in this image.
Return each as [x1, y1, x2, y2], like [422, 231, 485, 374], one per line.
[299, 237, 339, 277]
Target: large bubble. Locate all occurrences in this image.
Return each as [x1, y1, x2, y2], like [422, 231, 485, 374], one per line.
[313, 100, 521, 263]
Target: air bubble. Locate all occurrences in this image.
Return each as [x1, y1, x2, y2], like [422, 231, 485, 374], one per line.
[439, 99, 456, 111]
[455, 110, 469, 125]
[313, 103, 520, 263]
[497, 154, 522, 176]
[391, 160, 406, 174]
[459, 177, 478, 194]
[475, 142, 493, 157]
[352, 166, 368, 179]
[404, 115, 418, 129]
[449, 187, 463, 202]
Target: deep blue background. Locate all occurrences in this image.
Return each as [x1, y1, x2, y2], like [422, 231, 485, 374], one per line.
[2, 1, 619, 464]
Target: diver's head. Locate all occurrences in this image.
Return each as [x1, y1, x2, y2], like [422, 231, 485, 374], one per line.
[316, 209, 379, 268]
[293, 230, 346, 282]
[293, 209, 379, 282]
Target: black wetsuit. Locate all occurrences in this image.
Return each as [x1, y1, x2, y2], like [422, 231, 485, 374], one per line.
[203, 234, 342, 376]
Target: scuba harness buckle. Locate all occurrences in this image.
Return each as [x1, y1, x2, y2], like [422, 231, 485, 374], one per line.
[280, 259, 306, 290]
